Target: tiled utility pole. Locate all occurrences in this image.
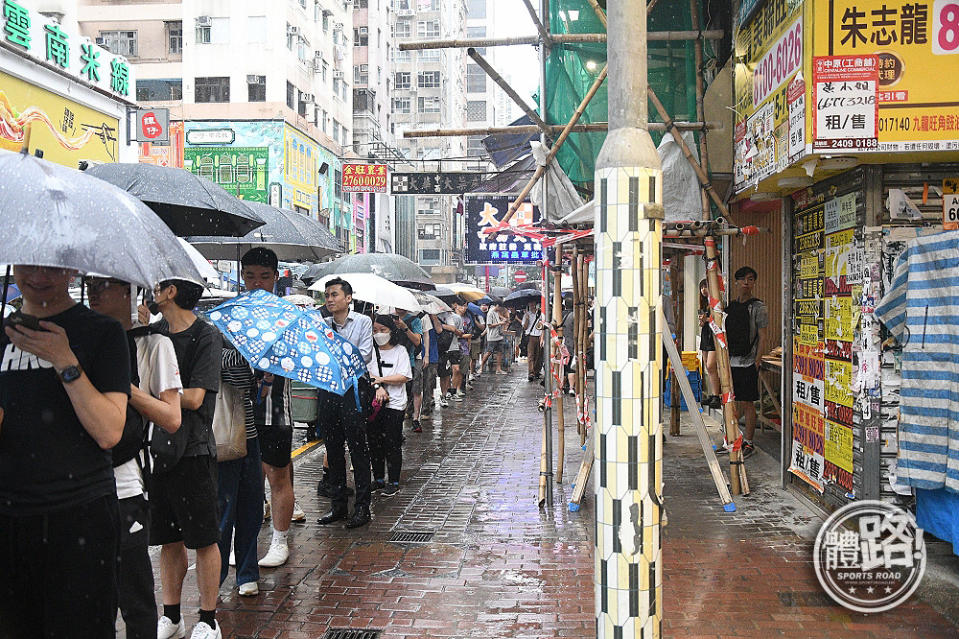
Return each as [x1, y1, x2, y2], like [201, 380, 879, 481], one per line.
[593, 0, 664, 636]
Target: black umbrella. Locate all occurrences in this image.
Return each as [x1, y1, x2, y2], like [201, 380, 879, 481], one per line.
[490, 286, 511, 299]
[187, 202, 341, 261]
[84, 162, 264, 237]
[512, 282, 541, 292]
[503, 288, 544, 309]
[301, 253, 434, 289]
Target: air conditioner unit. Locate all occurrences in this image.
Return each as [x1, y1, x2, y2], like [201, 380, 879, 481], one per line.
[398, 9, 413, 17]
[246, 74, 264, 84]
[196, 16, 212, 27]
[314, 50, 323, 60]
[288, 25, 300, 36]
[301, 93, 315, 103]
[333, 21, 343, 31]
[94, 36, 105, 46]
[333, 70, 344, 79]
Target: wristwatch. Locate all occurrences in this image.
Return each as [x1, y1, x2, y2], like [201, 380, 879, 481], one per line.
[58, 364, 82, 384]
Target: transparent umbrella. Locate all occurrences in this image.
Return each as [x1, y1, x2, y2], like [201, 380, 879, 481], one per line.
[0, 149, 203, 289]
[301, 253, 434, 289]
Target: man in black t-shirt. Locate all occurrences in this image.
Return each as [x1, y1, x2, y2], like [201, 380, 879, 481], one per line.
[149, 279, 224, 639]
[0, 265, 130, 638]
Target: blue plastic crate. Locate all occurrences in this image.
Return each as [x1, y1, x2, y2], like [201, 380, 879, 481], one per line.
[664, 370, 701, 411]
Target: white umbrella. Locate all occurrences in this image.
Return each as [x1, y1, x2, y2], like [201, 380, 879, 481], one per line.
[407, 289, 451, 314]
[309, 272, 421, 312]
[178, 238, 218, 283]
[283, 294, 316, 307]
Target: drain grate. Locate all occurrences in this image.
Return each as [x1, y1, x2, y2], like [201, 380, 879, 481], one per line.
[777, 591, 835, 607]
[321, 630, 382, 639]
[389, 530, 435, 543]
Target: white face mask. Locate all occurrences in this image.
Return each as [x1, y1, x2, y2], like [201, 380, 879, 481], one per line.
[373, 332, 391, 346]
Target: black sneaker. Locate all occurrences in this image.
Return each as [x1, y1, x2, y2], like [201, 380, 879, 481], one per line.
[706, 395, 722, 409]
[742, 441, 755, 459]
[382, 482, 400, 495]
[372, 478, 386, 492]
[412, 420, 423, 433]
[316, 477, 333, 497]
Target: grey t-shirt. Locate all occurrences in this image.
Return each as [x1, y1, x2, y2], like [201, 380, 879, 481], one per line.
[445, 313, 463, 352]
[486, 308, 504, 342]
[728, 299, 769, 368]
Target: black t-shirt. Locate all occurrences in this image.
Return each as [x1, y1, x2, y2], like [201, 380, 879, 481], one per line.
[154, 318, 221, 458]
[0, 304, 130, 514]
[252, 371, 292, 427]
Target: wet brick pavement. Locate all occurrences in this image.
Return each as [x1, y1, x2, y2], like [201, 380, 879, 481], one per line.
[151, 367, 959, 638]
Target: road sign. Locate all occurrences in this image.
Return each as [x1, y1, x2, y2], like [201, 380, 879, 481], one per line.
[514, 271, 528, 283]
[136, 108, 169, 143]
[944, 178, 959, 231]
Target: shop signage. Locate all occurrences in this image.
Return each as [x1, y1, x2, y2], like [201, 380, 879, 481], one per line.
[753, 17, 803, 107]
[183, 146, 269, 203]
[136, 108, 169, 143]
[813, 55, 879, 151]
[813, 0, 959, 152]
[1, 0, 134, 100]
[186, 128, 234, 146]
[391, 171, 484, 194]
[342, 163, 387, 193]
[787, 74, 806, 160]
[944, 178, 959, 230]
[464, 194, 543, 265]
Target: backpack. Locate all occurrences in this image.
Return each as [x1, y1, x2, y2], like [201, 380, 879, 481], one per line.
[725, 298, 759, 357]
[436, 328, 454, 352]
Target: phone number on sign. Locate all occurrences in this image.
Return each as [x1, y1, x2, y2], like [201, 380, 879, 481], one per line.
[814, 138, 879, 150]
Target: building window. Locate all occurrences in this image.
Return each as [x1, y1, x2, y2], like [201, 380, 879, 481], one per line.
[467, 100, 487, 121]
[297, 36, 310, 63]
[392, 97, 410, 113]
[333, 77, 341, 97]
[466, 64, 486, 93]
[393, 0, 410, 10]
[466, 0, 486, 18]
[416, 20, 439, 38]
[195, 77, 230, 103]
[196, 21, 211, 44]
[247, 75, 266, 102]
[417, 223, 440, 240]
[321, 109, 328, 133]
[419, 248, 441, 263]
[286, 23, 294, 49]
[136, 78, 182, 101]
[467, 135, 486, 157]
[418, 71, 440, 88]
[354, 64, 368, 85]
[418, 97, 440, 113]
[167, 21, 182, 54]
[394, 20, 411, 38]
[394, 72, 411, 89]
[322, 12, 330, 32]
[356, 0, 368, 6]
[354, 26, 368, 46]
[286, 81, 296, 109]
[420, 49, 440, 61]
[395, 48, 410, 63]
[99, 30, 137, 57]
[334, 169, 343, 201]
[322, 60, 329, 82]
[333, 120, 341, 143]
[298, 91, 308, 116]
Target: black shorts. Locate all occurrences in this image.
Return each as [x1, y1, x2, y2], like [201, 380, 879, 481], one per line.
[150, 454, 220, 549]
[731, 365, 760, 402]
[440, 351, 458, 376]
[257, 424, 293, 467]
[700, 323, 715, 351]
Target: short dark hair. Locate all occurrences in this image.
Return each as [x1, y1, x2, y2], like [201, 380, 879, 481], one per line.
[241, 247, 279, 272]
[373, 314, 400, 345]
[324, 276, 353, 297]
[734, 266, 758, 281]
[159, 279, 204, 310]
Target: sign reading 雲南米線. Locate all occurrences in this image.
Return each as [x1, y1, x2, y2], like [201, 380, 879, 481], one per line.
[1, 0, 134, 100]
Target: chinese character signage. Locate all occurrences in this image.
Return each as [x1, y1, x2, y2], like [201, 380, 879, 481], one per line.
[813, 55, 879, 150]
[136, 108, 169, 143]
[184, 146, 270, 203]
[391, 172, 484, 195]
[1, 0, 134, 100]
[464, 194, 543, 264]
[813, 0, 959, 152]
[342, 163, 387, 193]
[139, 121, 183, 168]
[945, 177, 959, 230]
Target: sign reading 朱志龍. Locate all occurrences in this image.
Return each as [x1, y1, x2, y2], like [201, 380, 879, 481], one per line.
[813, 55, 879, 150]
[342, 163, 387, 193]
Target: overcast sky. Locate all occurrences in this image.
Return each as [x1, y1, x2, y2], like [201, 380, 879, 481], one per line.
[489, 0, 541, 111]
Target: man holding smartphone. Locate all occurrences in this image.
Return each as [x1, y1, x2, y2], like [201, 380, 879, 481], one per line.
[0, 265, 130, 638]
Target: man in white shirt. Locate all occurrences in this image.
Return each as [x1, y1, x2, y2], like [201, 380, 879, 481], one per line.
[522, 302, 544, 381]
[481, 303, 509, 375]
[88, 276, 183, 639]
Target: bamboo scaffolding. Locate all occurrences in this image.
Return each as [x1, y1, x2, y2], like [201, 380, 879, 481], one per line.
[467, 47, 551, 136]
[578, 250, 589, 446]
[690, 0, 712, 222]
[402, 121, 718, 138]
[553, 258, 566, 484]
[668, 257, 682, 437]
[704, 236, 748, 496]
[520, 0, 551, 45]
[397, 30, 724, 51]
[571, 244, 583, 440]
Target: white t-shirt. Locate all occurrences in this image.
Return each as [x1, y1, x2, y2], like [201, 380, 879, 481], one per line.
[114, 332, 183, 500]
[368, 344, 413, 411]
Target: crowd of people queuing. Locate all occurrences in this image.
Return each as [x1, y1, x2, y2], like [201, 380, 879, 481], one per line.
[0, 247, 578, 639]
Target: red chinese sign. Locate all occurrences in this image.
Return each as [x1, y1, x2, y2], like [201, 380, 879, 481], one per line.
[342, 163, 388, 193]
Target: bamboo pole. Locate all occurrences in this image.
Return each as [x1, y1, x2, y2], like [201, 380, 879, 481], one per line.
[498, 65, 608, 228]
[397, 31, 724, 50]
[578, 251, 589, 446]
[703, 236, 746, 495]
[669, 257, 682, 436]
[571, 244, 583, 439]
[520, 0, 550, 45]
[553, 256, 566, 483]
[467, 48, 550, 135]
[402, 121, 717, 138]
[648, 88, 731, 221]
[690, 0, 711, 222]
[586, 0, 607, 26]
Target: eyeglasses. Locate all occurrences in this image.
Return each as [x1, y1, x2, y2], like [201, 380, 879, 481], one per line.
[86, 279, 127, 294]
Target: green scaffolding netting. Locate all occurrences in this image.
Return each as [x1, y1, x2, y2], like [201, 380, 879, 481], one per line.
[546, 0, 703, 188]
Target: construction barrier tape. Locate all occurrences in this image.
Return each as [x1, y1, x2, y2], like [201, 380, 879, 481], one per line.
[721, 391, 735, 404]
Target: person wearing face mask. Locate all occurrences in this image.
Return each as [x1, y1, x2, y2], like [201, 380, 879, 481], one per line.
[367, 315, 412, 496]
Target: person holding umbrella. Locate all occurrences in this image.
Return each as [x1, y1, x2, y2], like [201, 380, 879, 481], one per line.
[0, 265, 131, 638]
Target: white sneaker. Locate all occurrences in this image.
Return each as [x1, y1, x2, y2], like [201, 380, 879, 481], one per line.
[157, 615, 186, 639]
[454, 391, 466, 401]
[189, 621, 221, 639]
[258, 540, 289, 567]
[238, 581, 259, 596]
[291, 501, 306, 522]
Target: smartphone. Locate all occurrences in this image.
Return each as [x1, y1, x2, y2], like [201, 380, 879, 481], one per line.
[6, 310, 44, 332]
[142, 289, 160, 315]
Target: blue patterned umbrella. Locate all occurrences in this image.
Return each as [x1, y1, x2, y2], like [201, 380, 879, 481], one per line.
[207, 289, 366, 396]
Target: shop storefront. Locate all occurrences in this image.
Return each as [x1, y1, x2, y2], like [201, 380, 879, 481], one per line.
[732, 0, 959, 518]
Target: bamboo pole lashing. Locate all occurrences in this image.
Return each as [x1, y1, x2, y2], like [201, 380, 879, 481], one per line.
[396, 31, 724, 51]
[519, 0, 551, 46]
[690, 0, 712, 222]
[467, 48, 550, 137]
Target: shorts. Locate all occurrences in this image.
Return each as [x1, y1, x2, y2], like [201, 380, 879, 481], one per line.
[470, 339, 482, 360]
[257, 423, 293, 467]
[731, 365, 760, 402]
[700, 323, 715, 351]
[439, 352, 455, 377]
[410, 358, 424, 395]
[459, 351, 471, 371]
[150, 454, 220, 549]
[485, 339, 508, 355]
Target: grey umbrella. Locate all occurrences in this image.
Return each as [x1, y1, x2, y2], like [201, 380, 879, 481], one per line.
[0, 149, 204, 289]
[503, 288, 544, 309]
[301, 253, 434, 289]
[186, 202, 342, 261]
[84, 162, 265, 237]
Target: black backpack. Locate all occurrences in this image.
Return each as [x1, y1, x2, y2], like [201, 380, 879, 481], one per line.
[436, 327, 454, 352]
[725, 298, 759, 357]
